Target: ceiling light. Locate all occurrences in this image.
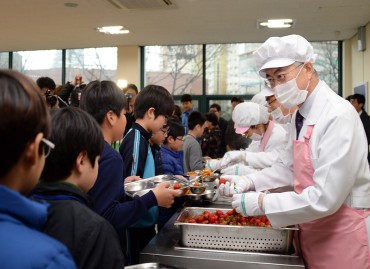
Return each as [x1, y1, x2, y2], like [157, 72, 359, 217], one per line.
[95, 26, 130, 35]
[64, 2, 78, 8]
[258, 19, 294, 29]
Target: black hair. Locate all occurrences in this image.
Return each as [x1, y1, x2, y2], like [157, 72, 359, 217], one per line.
[79, 80, 128, 125]
[205, 112, 219, 126]
[41, 107, 104, 182]
[124, 84, 139, 94]
[351, 94, 365, 106]
[0, 70, 50, 178]
[231, 96, 244, 103]
[345, 95, 353, 101]
[210, 103, 221, 112]
[134, 84, 174, 119]
[188, 111, 206, 130]
[36, 77, 56, 91]
[164, 119, 185, 144]
[181, 93, 192, 103]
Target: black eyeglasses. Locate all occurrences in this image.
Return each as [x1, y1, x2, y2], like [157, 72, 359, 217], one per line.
[160, 127, 170, 135]
[176, 137, 185, 142]
[42, 138, 55, 158]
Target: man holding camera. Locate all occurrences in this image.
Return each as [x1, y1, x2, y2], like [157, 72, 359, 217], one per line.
[123, 84, 139, 136]
[36, 76, 59, 109]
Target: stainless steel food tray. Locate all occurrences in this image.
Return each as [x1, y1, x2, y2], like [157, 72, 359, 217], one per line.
[124, 175, 187, 197]
[125, 262, 187, 269]
[174, 207, 298, 254]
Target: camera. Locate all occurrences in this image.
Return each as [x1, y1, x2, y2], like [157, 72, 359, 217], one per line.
[125, 93, 132, 102]
[44, 90, 57, 107]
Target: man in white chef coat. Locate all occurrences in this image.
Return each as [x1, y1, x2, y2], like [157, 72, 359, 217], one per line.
[219, 34, 370, 269]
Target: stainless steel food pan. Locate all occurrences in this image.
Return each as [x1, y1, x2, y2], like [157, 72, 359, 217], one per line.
[174, 207, 298, 254]
[125, 262, 187, 269]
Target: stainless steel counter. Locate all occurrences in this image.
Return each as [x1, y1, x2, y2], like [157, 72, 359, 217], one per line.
[140, 204, 305, 269]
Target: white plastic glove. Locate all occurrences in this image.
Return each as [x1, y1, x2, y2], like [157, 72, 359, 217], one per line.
[232, 192, 265, 216]
[217, 175, 253, 197]
[205, 159, 222, 171]
[221, 164, 257, 175]
[220, 150, 246, 168]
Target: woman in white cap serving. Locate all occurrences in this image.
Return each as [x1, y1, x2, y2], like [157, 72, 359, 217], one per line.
[214, 101, 288, 178]
[219, 34, 370, 269]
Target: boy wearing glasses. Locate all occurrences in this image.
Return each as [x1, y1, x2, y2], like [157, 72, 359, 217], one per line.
[79, 81, 179, 266]
[32, 107, 124, 269]
[158, 119, 187, 230]
[0, 70, 76, 268]
[119, 84, 180, 265]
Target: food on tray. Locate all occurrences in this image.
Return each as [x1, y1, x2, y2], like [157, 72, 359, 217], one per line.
[182, 209, 272, 226]
[201, 168, 212, 177]
[219, 178, 227, 185]
[186, 171, 198, 176]
[173, 183, 182, 189]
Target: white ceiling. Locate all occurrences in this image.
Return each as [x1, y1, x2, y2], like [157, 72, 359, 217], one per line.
[1, 0, 370, 52]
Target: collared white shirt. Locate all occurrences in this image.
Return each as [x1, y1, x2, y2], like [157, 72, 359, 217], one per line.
[248, 81, 370, 227]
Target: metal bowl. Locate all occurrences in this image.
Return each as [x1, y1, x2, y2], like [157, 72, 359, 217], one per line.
[203, 173, 219, 182]
[186, 190, 215, 201]
[202, 190, 216, 201]
[189, 183, 206, 194]
[125, 181, 154, 195]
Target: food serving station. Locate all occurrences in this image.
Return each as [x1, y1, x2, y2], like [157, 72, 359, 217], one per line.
[125, 173, 305, 268]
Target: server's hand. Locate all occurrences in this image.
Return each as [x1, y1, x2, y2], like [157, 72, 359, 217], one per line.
[220, 150, 245, 167]
[217, 175, 253, 197]
[221, 164, 256, 175]
[205, 159, 221, 171]
[232, 192, 265, 216]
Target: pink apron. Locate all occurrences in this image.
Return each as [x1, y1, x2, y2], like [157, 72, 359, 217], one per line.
[260, 120, 275, 151]
[293, 125, 370, 269]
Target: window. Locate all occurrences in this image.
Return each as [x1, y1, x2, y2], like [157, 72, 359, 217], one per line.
[12, 50, 62, 84]
[65, 47, 117, 83]
[206, 43, 263, 95]
[0, 53, 9, 69]
[311, 41, 339, 93]
[144, 45, 203, 95]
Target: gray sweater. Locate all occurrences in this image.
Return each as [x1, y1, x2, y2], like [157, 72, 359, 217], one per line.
[182, 134, 204, 173]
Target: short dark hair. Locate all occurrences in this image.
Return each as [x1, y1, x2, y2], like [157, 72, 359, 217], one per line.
[79, 80, 127, 125]
[124, 84, 138, 94]
[345, 95, 353, 102]
[164, 119, 185, 144]
[0, 70, 50, 178]
[181, 94, 192, 103]
[134, 85, 174, 119]
[41, 107, 104, 182]
[351, 94, 366, 106]
[36, 77, 56, 91]
[210, 103, 221, 112]
[231, 96, 244, 103]
[205, 112, 219, 126]
[188, 111, 206, 130]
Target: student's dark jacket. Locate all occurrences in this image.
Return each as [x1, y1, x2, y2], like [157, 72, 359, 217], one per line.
[87, 142, 157, 257]
[32, 182, 124, 269]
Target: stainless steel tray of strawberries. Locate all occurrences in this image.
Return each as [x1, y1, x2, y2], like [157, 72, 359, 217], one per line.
[174, 207, 298, 254]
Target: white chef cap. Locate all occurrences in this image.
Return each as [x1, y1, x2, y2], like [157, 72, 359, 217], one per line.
[254, 34, 317, 78]
[250, 91, 267, 106]
[233, 102, 269, 134]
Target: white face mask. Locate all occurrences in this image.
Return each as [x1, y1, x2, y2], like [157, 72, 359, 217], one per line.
[250, 133, 262, 141]
[270, 107, 292, 124]
[275, 65, 310, 109]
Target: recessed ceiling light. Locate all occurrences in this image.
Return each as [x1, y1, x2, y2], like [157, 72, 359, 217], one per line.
[64, 2, 79, 8]
[95, 26, 130, 35]
[258, 19, 294, 29]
